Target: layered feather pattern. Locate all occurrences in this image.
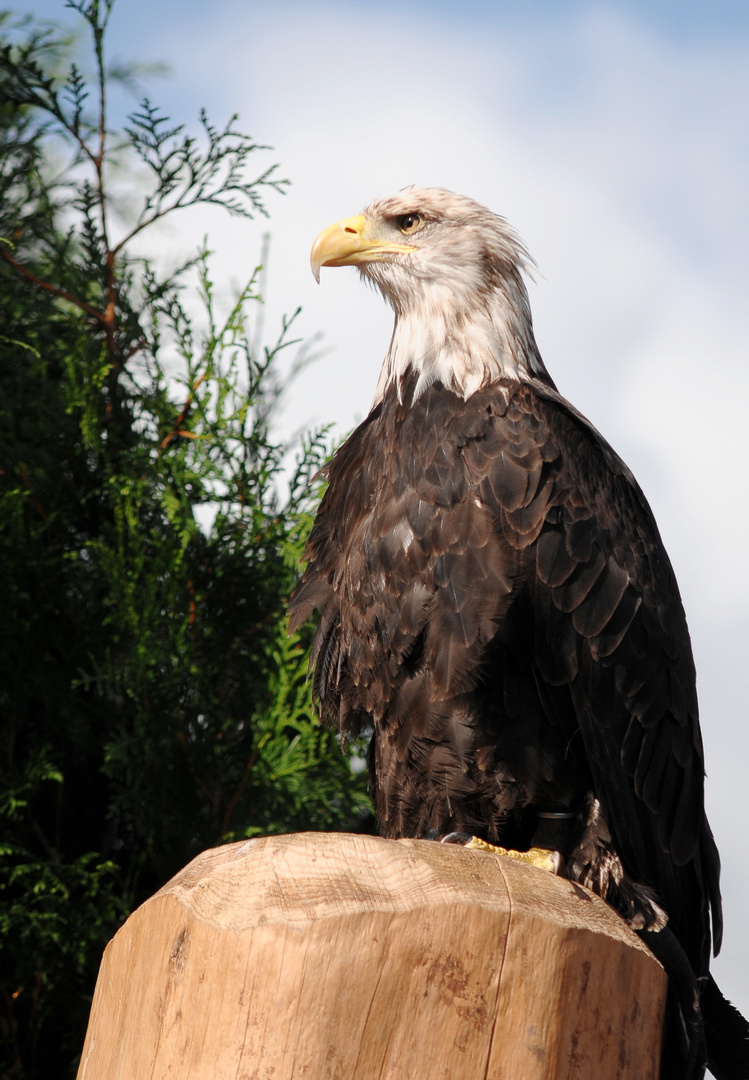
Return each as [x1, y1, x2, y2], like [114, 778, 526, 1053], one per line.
[290, 370, 720, 979]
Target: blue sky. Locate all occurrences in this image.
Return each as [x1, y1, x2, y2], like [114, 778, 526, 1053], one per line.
[22, 0, 749, 36]
[17, 0, 749, 1018]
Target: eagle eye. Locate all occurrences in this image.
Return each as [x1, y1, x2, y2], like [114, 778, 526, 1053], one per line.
[397, 213, 423, 235]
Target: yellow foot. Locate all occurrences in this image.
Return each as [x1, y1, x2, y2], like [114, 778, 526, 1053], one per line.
[442, 833, 563, 874]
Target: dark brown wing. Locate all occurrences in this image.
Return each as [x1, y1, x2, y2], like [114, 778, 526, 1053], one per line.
[288, 373, 721, 978]
[485, 380, 720, 976]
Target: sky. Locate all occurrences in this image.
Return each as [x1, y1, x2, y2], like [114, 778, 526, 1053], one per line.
[20, 0, 749, 1017]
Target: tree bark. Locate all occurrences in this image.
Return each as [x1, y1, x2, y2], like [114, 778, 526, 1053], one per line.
[77, 832, 666, 1079]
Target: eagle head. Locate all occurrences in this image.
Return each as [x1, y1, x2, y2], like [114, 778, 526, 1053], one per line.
[310, 187, 551, 402]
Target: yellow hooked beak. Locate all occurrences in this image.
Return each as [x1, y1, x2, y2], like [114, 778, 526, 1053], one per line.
[310, 214, 418, 283]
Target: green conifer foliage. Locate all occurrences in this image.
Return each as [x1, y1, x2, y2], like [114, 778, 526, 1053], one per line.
[0, 7, 371, 1076]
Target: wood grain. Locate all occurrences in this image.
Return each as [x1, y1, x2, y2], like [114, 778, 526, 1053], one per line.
[77, 832, 666, 1079]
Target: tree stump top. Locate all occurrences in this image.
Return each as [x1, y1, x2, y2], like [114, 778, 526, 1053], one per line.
[154, 832, 656, 949]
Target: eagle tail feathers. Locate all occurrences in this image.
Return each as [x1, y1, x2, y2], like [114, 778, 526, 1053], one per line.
[701, 975, 749, 1080]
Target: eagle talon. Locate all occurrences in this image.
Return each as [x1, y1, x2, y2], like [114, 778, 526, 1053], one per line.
[441, 833, 562, 874]
[439, 831, 475, 845]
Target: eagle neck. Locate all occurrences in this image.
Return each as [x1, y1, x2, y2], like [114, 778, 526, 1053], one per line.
[371, 279, 551, 407]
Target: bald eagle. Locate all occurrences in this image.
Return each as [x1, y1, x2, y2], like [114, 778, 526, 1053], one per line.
[289, 188, 749, 1079]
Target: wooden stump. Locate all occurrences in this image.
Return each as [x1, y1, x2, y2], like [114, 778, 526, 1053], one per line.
[77, 832, 666, 1079]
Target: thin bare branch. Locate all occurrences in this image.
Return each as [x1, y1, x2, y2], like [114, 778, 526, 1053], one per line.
[0, 245, 107, 324]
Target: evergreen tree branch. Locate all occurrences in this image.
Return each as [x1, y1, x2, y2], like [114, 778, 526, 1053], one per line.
[114, 106, 288, 254]
[0, 24, 100, 170]
[0, 10, 369, 1075]
[0, 243, 106, 325]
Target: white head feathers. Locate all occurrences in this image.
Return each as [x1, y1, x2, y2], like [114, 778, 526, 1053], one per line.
[312, 187, 552, 404]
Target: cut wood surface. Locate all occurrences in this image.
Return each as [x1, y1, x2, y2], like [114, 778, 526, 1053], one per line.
[77, 832, 666, 1080]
